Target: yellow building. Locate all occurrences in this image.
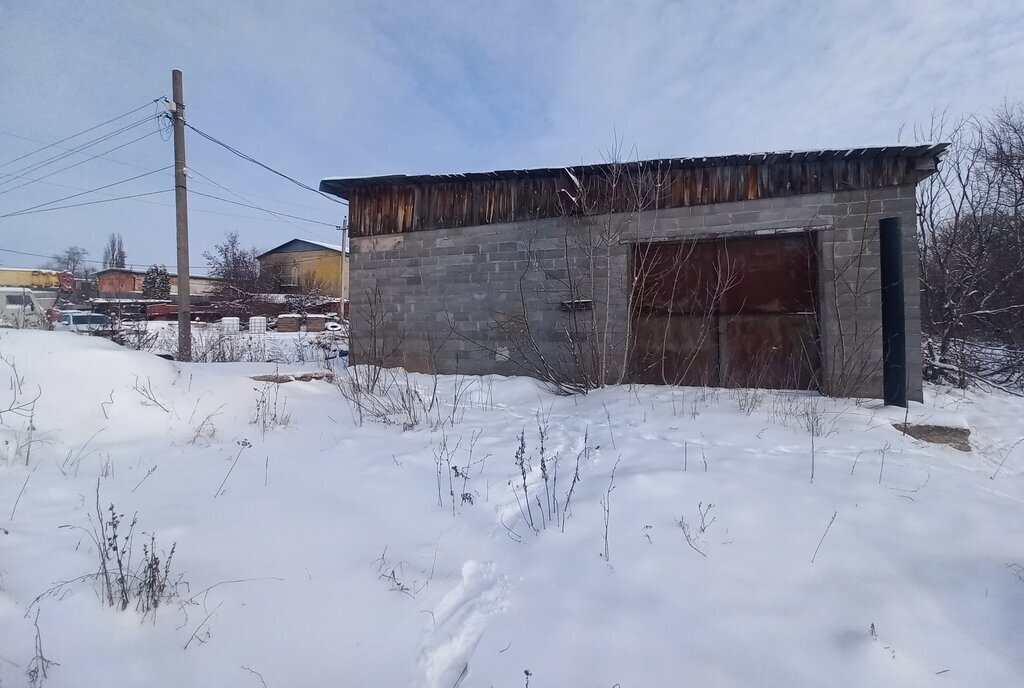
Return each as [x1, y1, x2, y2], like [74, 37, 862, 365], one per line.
[256, 239, 349, 300]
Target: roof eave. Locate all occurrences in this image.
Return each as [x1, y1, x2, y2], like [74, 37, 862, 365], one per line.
[320, 143, 954, 197]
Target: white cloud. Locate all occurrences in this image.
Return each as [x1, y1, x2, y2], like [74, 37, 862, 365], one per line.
[0, 0, 1021, 266]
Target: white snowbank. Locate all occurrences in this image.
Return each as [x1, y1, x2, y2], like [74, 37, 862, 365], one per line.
[1, 329, 1023, 687]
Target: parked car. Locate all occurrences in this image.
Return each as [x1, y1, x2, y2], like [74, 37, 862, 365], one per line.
[53, 310, 112, 335]
[0, 287, 48, 328]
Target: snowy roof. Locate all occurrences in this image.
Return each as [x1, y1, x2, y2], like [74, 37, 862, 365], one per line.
[256, 238, 346, 259]
[95, 267, 222, 280]
[0, 267, 64, 275]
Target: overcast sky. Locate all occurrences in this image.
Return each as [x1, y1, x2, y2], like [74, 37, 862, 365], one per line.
[1, 0, 1022, 273]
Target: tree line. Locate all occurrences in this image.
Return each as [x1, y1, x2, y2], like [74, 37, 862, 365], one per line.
[917, 102, 1024, 389]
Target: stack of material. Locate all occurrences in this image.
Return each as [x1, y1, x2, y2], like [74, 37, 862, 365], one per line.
[220, 317, 240, 333]
[305, 315, 327, 332]
[248, 316, 267, 334]
[276, 314, 302, 333]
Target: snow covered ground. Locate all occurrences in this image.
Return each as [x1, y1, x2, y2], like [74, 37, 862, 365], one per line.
[126, 320, 347, 365]
[1, 329, 1023, 687]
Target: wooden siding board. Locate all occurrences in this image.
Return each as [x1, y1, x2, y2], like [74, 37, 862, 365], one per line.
[347, 159, 924, 237]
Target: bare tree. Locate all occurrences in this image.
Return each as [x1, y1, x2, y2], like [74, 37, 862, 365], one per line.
[203, 231, 263, 292]
[916, 104, 1024, 390]
[451, 144, 749, 393]
[451, 144, 672, 392]
[101, 233, 127, 269]
[46, 246, 89, 276]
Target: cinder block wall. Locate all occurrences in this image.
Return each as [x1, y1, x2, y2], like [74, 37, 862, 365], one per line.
[349, 185, 922, 401]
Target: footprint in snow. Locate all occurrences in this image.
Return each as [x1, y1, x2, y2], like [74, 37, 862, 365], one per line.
[420, 560, 507, 688]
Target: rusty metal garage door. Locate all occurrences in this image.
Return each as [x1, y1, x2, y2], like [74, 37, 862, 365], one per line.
[630, 233, 819, 389]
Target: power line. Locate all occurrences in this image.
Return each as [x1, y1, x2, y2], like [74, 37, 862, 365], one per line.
[0, 128, 163, 196]
[186, 166, 320, 237]
[3, 111, 345, 213]
[0, 129, 340, 216]
[0, 246, 216, 272]
[0, 247, 110, 266]
[0, 166, 173, 218]
[185, 167, 345, 246]
[1, 172, 344, 226]
[189, 189, 340, 228]
[183, 120, 347, 205]
[0, 190, 173, 218]
[0, 98, 163, 171]
[0, 113, 161, 185]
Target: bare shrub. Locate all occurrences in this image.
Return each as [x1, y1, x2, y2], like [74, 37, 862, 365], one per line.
[768, 393, 839, 438]
[676, 501, 718, 558]
[214, 439, 252, 498]
[46, 482, 184, 616]
[731, 385, 767, 416]
[132, 375, 169, 413]
[338, 365, 427, 430]
[598, 458, 621, 563]
[500, 420, 591, 535]
[252, 383, 291, 437]
[191, 329, 268, 364]
[189, 404, 224, 445]
[0, 355, 41, 466]
[439, 143, 678, 394]
[676, 515, 706, 558]
[433, 431, 461, 516]
[117, 320, 159, 352]
[26, 611, 59, 688]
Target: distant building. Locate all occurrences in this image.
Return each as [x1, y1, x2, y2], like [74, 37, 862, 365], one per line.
[96, 268, 223, 298]
[256, 239, 349, 300]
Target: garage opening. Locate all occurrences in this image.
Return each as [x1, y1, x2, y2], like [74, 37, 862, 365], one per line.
[630, 232, 819, 389]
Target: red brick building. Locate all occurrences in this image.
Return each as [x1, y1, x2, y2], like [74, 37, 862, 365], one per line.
[96, 268, 223, 297]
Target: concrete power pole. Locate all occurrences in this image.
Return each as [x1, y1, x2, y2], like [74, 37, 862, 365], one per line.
[171, 68, 192, 361]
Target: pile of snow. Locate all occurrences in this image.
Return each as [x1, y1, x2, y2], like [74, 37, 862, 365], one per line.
[1, 329, 1023, 687]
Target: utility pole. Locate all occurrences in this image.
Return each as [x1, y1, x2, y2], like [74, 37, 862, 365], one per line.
[338, 221, 348, 318]
[171, 68, 192, 361]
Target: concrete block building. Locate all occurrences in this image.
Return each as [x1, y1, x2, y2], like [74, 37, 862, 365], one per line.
[321, 146, 947, 399]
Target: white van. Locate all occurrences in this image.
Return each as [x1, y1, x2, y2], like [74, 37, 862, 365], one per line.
[0, 287, 47, 328]
[53, 310, 110, 335]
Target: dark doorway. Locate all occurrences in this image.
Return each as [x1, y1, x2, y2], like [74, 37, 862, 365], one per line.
[630, 232, 819, 389]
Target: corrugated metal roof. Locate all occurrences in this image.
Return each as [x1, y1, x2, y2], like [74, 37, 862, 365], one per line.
[320, 144, 950, 200]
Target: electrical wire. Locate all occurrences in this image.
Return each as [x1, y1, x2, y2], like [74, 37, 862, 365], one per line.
[1, 126, 175, 177]
[0, 246, 215, 272]
[0, 247, 109, 266]
[0, 166, 173, 218]
[0, 126, 329, 217]
[0, 190, 173, 218]
[1, 113, 348, 215]
[186, 176, 340, 227]
[0, 98, 163, 170]
[183, 121, 347, 205]
[156, 102, 174, 141]
[190, 190, 341, 227]
[0, 113, 161, 185]
[0, 128, 163, 196]
[1, 171, 344, 226]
